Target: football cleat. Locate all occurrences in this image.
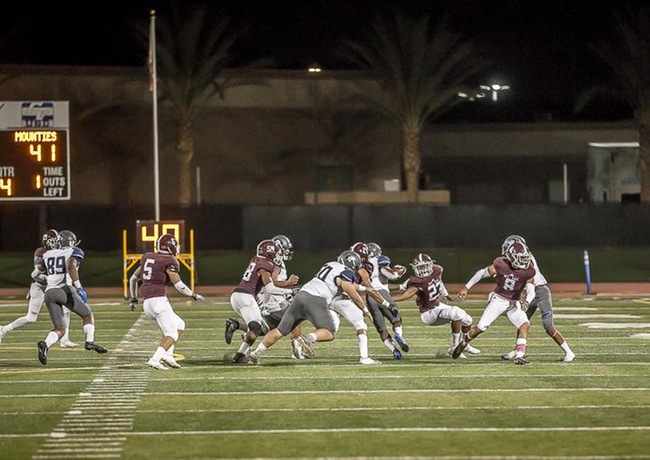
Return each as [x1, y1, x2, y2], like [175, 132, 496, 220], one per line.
[37, 341, 48, 365]
[451, 341, 468, 359]
[84, 342, 108, 354]
[161, 354, 181, 368]
[501, 350, 516, 360]
[232, 352, 248, 364]
[148, 358, 169, 371]
[561, 352, 576, 362]
[394, 334, 410, 352]
[224, 318, 239, 345]
[291, 339, 305, 360]
[60, 340, 79, 348]
[247, 352, 261, 365]
[296, 336, 314, 359]
[513, 356, 531, 365]
[464, 344, 481, 355]
[360, 357, 382, 365]
[392, 348, 403, 360]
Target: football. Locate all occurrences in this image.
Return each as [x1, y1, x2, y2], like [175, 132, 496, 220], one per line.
[380, 264, 407, 280]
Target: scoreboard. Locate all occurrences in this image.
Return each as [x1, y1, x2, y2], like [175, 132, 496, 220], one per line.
[0, 101, 71, 201]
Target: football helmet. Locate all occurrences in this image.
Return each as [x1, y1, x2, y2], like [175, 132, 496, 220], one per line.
[349, 242, 370, 262]
[411, 253, 434, 277]
[505, 241, 532, 269]
[57, 230, 79, 249]
[42, 229, 59, 249]
[367, 242, 382, 258]
[272, 234, 294, 262]
[257, 239, 279, 261]
[501, 234, 526, 255]
[337, 250, 362, 271]
[156, 233, 180, 256]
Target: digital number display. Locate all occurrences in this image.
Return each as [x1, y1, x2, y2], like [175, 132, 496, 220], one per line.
[0, 129, 70, 200]
[136, 220, 186, 253]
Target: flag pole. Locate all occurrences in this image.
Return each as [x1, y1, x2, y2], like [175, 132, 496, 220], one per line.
[149, 9, 161, 221]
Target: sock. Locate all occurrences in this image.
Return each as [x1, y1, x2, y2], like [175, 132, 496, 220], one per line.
[394, 325, 404, 337]
[560, 341, 573, 354]
[237, 342, 251, 354]
[383, 338, 397, 351]
[515, 338, 527, 358]
[357, 333, 369, 359]
[152, 346, 166, 361]
[451, 332, 461, 349]
[45, 331, 59, 348]
[83, 323, 95, 343]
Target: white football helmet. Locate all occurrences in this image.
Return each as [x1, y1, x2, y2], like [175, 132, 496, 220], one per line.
[411, 253, 434, 277]
[504, 241, 532, 269]
[272, 234, 294, 262]
[337, 250, 362, 271]
[501, 234, 526, 255]
[367, 242, 382, 258]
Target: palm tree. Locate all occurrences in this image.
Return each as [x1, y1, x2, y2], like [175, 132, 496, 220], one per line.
[588, 7, 650, 202]
[143, 3, 248, 206]
[339, 12, 487, 202]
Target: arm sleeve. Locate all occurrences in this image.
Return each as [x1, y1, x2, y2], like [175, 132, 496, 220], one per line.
[129, 273, 141, 299]
[263, 282, 293, 295]
[173, 280, 194, 297]
[524, 282, 536, 304]
[439, 281, 450, 298]
[464, 267, 491, 290]
[31, 267, 46, 284]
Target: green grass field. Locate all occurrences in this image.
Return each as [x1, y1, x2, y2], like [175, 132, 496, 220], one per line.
[1, 294, 649, 459]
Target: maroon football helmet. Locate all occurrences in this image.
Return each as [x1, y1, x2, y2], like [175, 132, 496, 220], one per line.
[505, 241, 531, 269]
[257, 239, 279, 261]
[42, 229, 59, 249]
[411, 253, 434, 277]
[349, 242, 370, 263]
[157, 233, 180, 256]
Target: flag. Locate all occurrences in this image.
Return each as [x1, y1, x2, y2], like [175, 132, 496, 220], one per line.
[148, 10, 156, 92]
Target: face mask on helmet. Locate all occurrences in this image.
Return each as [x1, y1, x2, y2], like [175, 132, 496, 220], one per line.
[157, 234, 179, 256]
[257, 239, 278, 261]
[272, 234, 293, 261]
[337, 250, 362, 271]
[411, 253, 434, 277]
[501, 234, 526, 255]
[505, 241, 531, 269]
[42, 229, 59, 249]
[57, 230, 79, 249]
[367, 242, 382, 258]
[349, 242, 370, 262]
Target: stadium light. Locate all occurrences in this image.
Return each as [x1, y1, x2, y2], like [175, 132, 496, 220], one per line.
[480, 83, 510, 101]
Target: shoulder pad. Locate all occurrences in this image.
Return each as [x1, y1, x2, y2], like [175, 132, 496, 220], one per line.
[72, 247, 85, 260]
[339, 268, 356, 283]
[377, 255, 391, 267]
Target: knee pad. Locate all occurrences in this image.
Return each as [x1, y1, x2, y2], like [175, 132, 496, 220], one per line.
[247, 321, 263, 337]
[25, 312, 39, 323]
[175, 317, 186, 332]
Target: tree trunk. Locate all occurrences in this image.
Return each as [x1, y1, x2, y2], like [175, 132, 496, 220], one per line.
[403, 127, 421, 203]
[177, 121, 194, 206]
[639, 123, 650, 203]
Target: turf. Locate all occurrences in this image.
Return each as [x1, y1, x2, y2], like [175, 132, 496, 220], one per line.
[0, 295, 649, 459]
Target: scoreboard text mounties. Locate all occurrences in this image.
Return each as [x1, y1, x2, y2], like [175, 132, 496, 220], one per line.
[0, 101, 71, 201]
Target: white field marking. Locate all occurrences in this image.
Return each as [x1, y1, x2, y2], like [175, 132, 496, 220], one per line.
[554, 307, 599, 311]
[632, 333, 650, 339]
[32, 314, 154, 460]
[142, 388, 650, 396]
[6, 404, 650, 417]
[556, 314, 642, 319]
[581, 323, 650, 329]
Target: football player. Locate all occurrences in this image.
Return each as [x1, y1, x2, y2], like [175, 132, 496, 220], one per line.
[499, 235, 576, 362]
[227, 239, 294, 363]
[129, 233, 204, 370]
[454, 240, 536, 365]
[351, 242, 405, 360]
[0, 229, 76, 348]
[248, 250, 370, 365]
[392, 253, 481, 358]
[36, 230, 108, 365]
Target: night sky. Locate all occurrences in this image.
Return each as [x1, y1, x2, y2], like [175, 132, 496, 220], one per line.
[0, 0, 644, 121]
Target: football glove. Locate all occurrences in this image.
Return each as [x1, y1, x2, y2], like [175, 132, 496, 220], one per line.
[77, 287, 88, 303]
[129, 298, 138, 311]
